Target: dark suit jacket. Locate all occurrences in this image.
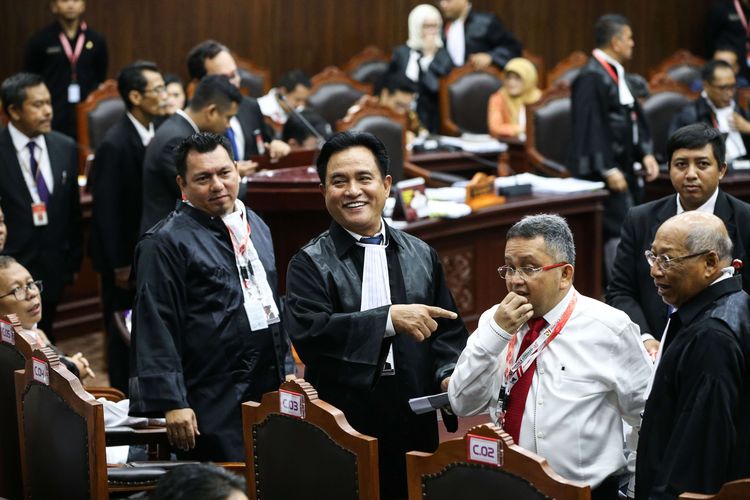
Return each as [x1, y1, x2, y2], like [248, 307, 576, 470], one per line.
[89, 114, 146, 272]
[669, 96, 750, 154]
[234, 97, 273, 159]
[389, 45, 454, 133]
[140, 113, 195, 233]
[606, 190, 750, 339]
[0, 128, 82, 301]
[442, 9, 522, 69]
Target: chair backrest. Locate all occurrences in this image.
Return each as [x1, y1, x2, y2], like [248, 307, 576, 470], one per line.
[344, 46, 391, 86]
[522, 49, 546, 91]
[337, 100, 407, 183]
[242, 379, 379, 500]
[406, 424, 590, 500]
[642, 80, 698, 163]
[525, 85, 572, 176]
[235, 55, 271, 98]
[439, 64, 503, 135]
[76, 79, 125, 170]
[0, 314, 32, 500]
[649, 50, 706, 87]
[307, 66, 372, 128]
[547, 51, 589, 89]
[680, 479, 750, 499]
[15, 344, 108, 500]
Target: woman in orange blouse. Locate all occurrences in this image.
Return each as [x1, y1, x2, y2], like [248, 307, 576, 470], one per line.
[487, 57, 542, 140]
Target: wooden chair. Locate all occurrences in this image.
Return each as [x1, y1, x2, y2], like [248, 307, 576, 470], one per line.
[0, 314, 33, 500]
[406, 423, 590, 500]
[235, 55, 271, 98]
[547, 51, 589, 89]
[439, 63, 504, 135]
[525, 85, 572, 177]
[242, 378, 380, 500]
[522, 49, 546, 90]
[307, 66, 372, 128]
[15, 345, 168, 499]
[642, 80, 697, 163]
[76, 79, 125, 175]
[648, 50, 706, 87]
[681, 479, 750, 499]
[344, 45, 391, 86]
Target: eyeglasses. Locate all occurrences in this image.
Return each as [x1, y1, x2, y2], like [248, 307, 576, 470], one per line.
[142, 85, 168, 95]
[497, 262, 568, 280]
[0, 280, 43, 301]
[644, 250, 709, 271]
[708, 82, 736, 92]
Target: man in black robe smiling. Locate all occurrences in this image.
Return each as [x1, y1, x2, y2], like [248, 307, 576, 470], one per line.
[284, 131, 468, 499]
[128, 132, 287, 461]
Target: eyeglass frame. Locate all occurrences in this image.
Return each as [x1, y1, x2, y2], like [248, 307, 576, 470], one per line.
[141, 84, 168, 95]
[497, 262, 568, 281]
[644, 249, 710, 271]
[0, 280, 43, 301]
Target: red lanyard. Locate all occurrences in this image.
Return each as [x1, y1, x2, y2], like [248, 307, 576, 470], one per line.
[58, 21, 87, 82]
[502, 292, 578, 390]
[592, 51, 619, 84]
[736, 0, 750, 35]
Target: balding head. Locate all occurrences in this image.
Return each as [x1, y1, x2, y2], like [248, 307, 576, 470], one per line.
[649, 212, 732, 307]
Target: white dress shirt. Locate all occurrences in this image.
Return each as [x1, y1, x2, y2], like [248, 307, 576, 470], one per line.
[258, 88, 289, 125]
[676, 186, 719, 215]
[445, 16, 466, 66]
[8, 122, 55, 201]
[126, 112, 155, 146]
[448, 287, 653, 488]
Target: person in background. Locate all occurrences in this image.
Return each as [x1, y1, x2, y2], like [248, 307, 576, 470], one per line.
[257, 69, 312, 127]
[487, 57, 542, 140]
[23, 0, 107, 139]
[281, 109, 331, 150]
[163, 73, 186, 115]
[691, 46, 750, 92]
[151, 463, 248, 500]
[388, 3, 453, 133]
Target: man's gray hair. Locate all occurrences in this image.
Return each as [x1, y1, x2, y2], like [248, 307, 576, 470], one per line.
[685, 223, 733, 262]
[506, 214, 576, 264]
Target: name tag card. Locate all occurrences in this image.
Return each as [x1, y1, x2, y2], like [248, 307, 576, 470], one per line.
[279, 389, 305, 419]
[467, 434, 502, 466]
[0, 319, 15, 345]
[32, 357, 49, 385]
[466, 172, 505, 211]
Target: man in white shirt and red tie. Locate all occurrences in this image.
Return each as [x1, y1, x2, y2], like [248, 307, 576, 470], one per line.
[449, 213, 652, 500]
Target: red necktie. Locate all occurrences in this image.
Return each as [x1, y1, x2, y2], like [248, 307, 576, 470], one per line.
[504, 317, 547, 444]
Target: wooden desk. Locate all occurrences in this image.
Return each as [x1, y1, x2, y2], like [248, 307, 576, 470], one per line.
[409, 150, 499, 174]
[245, 166, 606, 329]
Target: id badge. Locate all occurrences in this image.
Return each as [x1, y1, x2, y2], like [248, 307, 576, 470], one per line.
[31, 202, 48, 226]
[67, 83, 81, 103]
[244, 297, 269, 331]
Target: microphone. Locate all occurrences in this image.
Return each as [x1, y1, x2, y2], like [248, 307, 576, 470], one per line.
[278, 94, 326, 146]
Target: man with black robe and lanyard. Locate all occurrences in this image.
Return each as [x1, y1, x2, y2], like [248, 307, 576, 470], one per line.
[449, 214, 652, 500]
[128, 132, 287, 461]
[285, 131, 468, 499]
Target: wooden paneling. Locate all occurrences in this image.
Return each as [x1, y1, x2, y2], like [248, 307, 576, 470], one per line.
[1, 1, 717, 86]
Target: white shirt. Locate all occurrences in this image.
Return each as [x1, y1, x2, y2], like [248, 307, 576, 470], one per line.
[702, 92, 747, 162]
[592, 49, 634, 106]
[676, 186, 719, 215]
[445, 15, 466, 66]
[448, 287, 652, 488]
[8, 122, 55, 200]
[126, 112, 155, 146]
[229, 116, 246, 159]
[258, 88, 289, 125]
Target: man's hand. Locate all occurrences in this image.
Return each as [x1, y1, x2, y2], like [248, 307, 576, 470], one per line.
[642, 154, 660, 182]
[440, 376, 450, 392]
[469, 52, 493, 70]
[391, 304, 458, 342]
[68, 352, 96, 379]
[605, 169, 628, 192]
[267, 140, 291, 160]
[165, 408, 200, 451]
[643, 339, 660, 361]
[492, 292, 533, 333]
[237, 160, 259, 177]
[730, 112, 750, 134]
[114, 266, 132, 289]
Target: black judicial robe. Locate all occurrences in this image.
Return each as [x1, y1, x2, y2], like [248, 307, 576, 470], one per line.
[285, 221, 468, 499]
[129, 203, 287, 461]
[569, 58, 653, 239]
[636, 277, 750, 499]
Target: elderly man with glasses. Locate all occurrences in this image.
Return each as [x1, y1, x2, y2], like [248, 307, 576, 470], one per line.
[449, 213, 652, 500]
[636, 211, 750, 499]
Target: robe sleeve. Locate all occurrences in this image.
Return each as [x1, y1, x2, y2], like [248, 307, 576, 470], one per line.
[570, 72, 615, 180]
[646, 322, 744, 499]
[284, 251, 392, 390]
[128, 235, 190, 417]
